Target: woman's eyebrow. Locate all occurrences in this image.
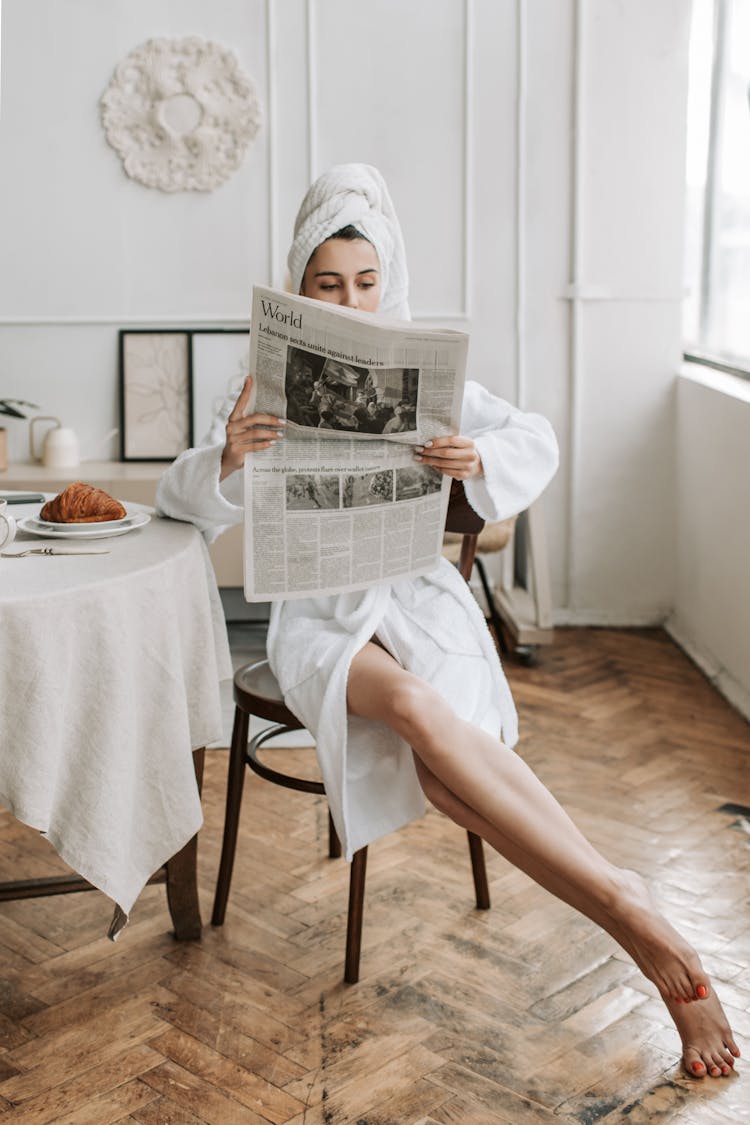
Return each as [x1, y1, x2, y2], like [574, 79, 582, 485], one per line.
[313, 268, 379, 278]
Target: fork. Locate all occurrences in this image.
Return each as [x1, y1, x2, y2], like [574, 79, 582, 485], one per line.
[1, 547, 112, 557]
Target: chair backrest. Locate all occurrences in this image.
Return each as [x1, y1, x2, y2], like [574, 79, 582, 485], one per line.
[455, 533, 479, 582]
[445, 480, 484, 535]
[444, 481, 482, 582]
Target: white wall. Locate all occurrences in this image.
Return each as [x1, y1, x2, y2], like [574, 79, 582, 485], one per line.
[0, 0, 693, 626]
[669, 368, 750, 717]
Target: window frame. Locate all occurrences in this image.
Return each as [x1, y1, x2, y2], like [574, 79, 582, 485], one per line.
[683, 0, 750, 381]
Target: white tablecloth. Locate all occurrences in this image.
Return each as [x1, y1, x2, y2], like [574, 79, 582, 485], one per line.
[0, 500, 232, 930]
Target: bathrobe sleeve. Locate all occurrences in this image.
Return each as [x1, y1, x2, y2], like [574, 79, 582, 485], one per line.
[460, 381, 559, 522]
[154, 393, 244, 543]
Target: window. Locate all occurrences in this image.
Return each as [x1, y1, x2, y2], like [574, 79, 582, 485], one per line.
[684, 0, 750, 375]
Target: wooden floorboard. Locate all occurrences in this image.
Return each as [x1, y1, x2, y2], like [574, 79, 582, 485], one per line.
[1, 627, 748, 1123]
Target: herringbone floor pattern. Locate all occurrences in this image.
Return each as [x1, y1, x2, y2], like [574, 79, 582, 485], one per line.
[1, 628, 748, 1123]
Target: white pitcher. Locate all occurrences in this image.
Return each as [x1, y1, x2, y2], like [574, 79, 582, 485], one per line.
[30, 416, 81, 469]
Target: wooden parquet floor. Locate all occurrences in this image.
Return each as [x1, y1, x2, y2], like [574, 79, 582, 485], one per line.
[1, 627, 749, 1124]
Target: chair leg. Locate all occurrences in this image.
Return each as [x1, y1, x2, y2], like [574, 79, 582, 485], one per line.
[328, 808, 342, 859]
[475, 556, 509, 655]
[211, 707, 250, 927]
[467, 831, 490, 909]
[344, 847, 368, 984]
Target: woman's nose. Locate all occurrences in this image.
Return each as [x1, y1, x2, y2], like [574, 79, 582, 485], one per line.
[342, 282, 358, 308]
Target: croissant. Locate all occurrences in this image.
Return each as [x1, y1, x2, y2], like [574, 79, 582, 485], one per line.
[40, 482, 127, 523]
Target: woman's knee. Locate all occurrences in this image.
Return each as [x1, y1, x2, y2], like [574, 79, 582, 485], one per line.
[387, 677, 452, 748]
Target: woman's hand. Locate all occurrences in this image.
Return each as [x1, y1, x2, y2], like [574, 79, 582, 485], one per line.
[220, 375, 286, 481]
[413, 434, 483, 481]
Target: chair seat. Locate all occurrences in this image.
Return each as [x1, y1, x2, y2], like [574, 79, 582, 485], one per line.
[233, 659, 303, 727]
[235, 659, 285, 702]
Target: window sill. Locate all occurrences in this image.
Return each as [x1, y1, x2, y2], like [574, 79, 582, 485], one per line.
[678, 361, 750, 405]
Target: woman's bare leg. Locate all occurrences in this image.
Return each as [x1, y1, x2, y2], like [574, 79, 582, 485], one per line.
[347, 642, 741, 1077]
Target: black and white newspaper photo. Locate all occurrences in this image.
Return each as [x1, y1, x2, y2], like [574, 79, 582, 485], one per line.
[243, 286, 468, 600]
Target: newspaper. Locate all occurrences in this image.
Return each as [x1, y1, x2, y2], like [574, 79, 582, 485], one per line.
[243, 286, 468, 601]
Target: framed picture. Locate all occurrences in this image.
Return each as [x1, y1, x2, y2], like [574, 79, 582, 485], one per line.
[190, 329, 250, 444]
[119, 330, 192, 461]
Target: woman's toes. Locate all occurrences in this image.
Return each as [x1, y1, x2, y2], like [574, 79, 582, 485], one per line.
[710, 1049, 729, 1071]
[681, 970, 709, 1003]
[686, 1051, 707, 1078]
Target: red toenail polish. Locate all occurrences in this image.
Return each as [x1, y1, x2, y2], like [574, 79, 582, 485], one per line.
[692, 1062, 704, 1072]
[722, 1066, 729, 1074]
[674, 996, 682, 1003]
[697, 984, 707, 998]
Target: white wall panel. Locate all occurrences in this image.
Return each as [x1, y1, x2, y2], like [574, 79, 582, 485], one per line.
[583, 0, 691, 295]
[572, 300, 679, 617]
[268, 0, 312, 286]
[560, 0, 691, 620]
[310, 0, 468, 317]
[524, 0, 575, 608]
[468, 0, 516, 394]
[0, 0, 269, 319]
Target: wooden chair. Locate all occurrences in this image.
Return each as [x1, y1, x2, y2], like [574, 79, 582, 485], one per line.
[443, 518, 516, 654]
[211, 497, 491, 984]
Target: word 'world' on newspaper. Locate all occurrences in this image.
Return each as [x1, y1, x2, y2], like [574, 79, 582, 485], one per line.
[243, 286, 468, 601]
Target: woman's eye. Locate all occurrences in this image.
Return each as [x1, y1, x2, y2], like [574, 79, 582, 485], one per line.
[359, 281, 375, 289]
[319, 283, 339, 291]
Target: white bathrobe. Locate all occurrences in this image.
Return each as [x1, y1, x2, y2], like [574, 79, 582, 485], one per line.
[156, 379, 558, 859]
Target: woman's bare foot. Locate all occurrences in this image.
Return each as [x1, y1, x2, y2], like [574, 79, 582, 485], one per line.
[664, 990, 741, 1078]
[604, 869, 711, 1003]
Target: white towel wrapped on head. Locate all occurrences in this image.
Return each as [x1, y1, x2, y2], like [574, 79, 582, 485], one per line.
[287, 163, 410, 319]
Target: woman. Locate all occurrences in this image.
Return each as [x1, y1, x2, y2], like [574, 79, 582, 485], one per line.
[157, 164, 739, 1080]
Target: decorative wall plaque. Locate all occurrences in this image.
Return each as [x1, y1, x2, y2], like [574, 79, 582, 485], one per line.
[100, 37, 261, 193]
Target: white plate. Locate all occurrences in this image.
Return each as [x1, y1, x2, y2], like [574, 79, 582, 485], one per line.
[18, 512, 151, 540]
[36, 509, 132, 530]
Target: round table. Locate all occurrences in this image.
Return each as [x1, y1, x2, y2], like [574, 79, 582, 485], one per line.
[0, 497, 232, 936]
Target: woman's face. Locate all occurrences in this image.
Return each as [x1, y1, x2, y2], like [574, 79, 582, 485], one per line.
[301, 238, 381, 312]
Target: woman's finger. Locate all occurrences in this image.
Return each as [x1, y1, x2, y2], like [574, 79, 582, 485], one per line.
[228, 413, 285, 435]
[419, 434, 474, 451]
[233, 427, 283, 447]
[414, 438, 483, 480]
[228, 375, 254, 422]
[416, 446, 472, 462]
[415, 435, 475, 460]
[419, 456, 476, 471]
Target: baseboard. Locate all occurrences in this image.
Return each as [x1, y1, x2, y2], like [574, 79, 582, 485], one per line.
[552, 607, 670, 627]
[665, 615, 750, 724]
